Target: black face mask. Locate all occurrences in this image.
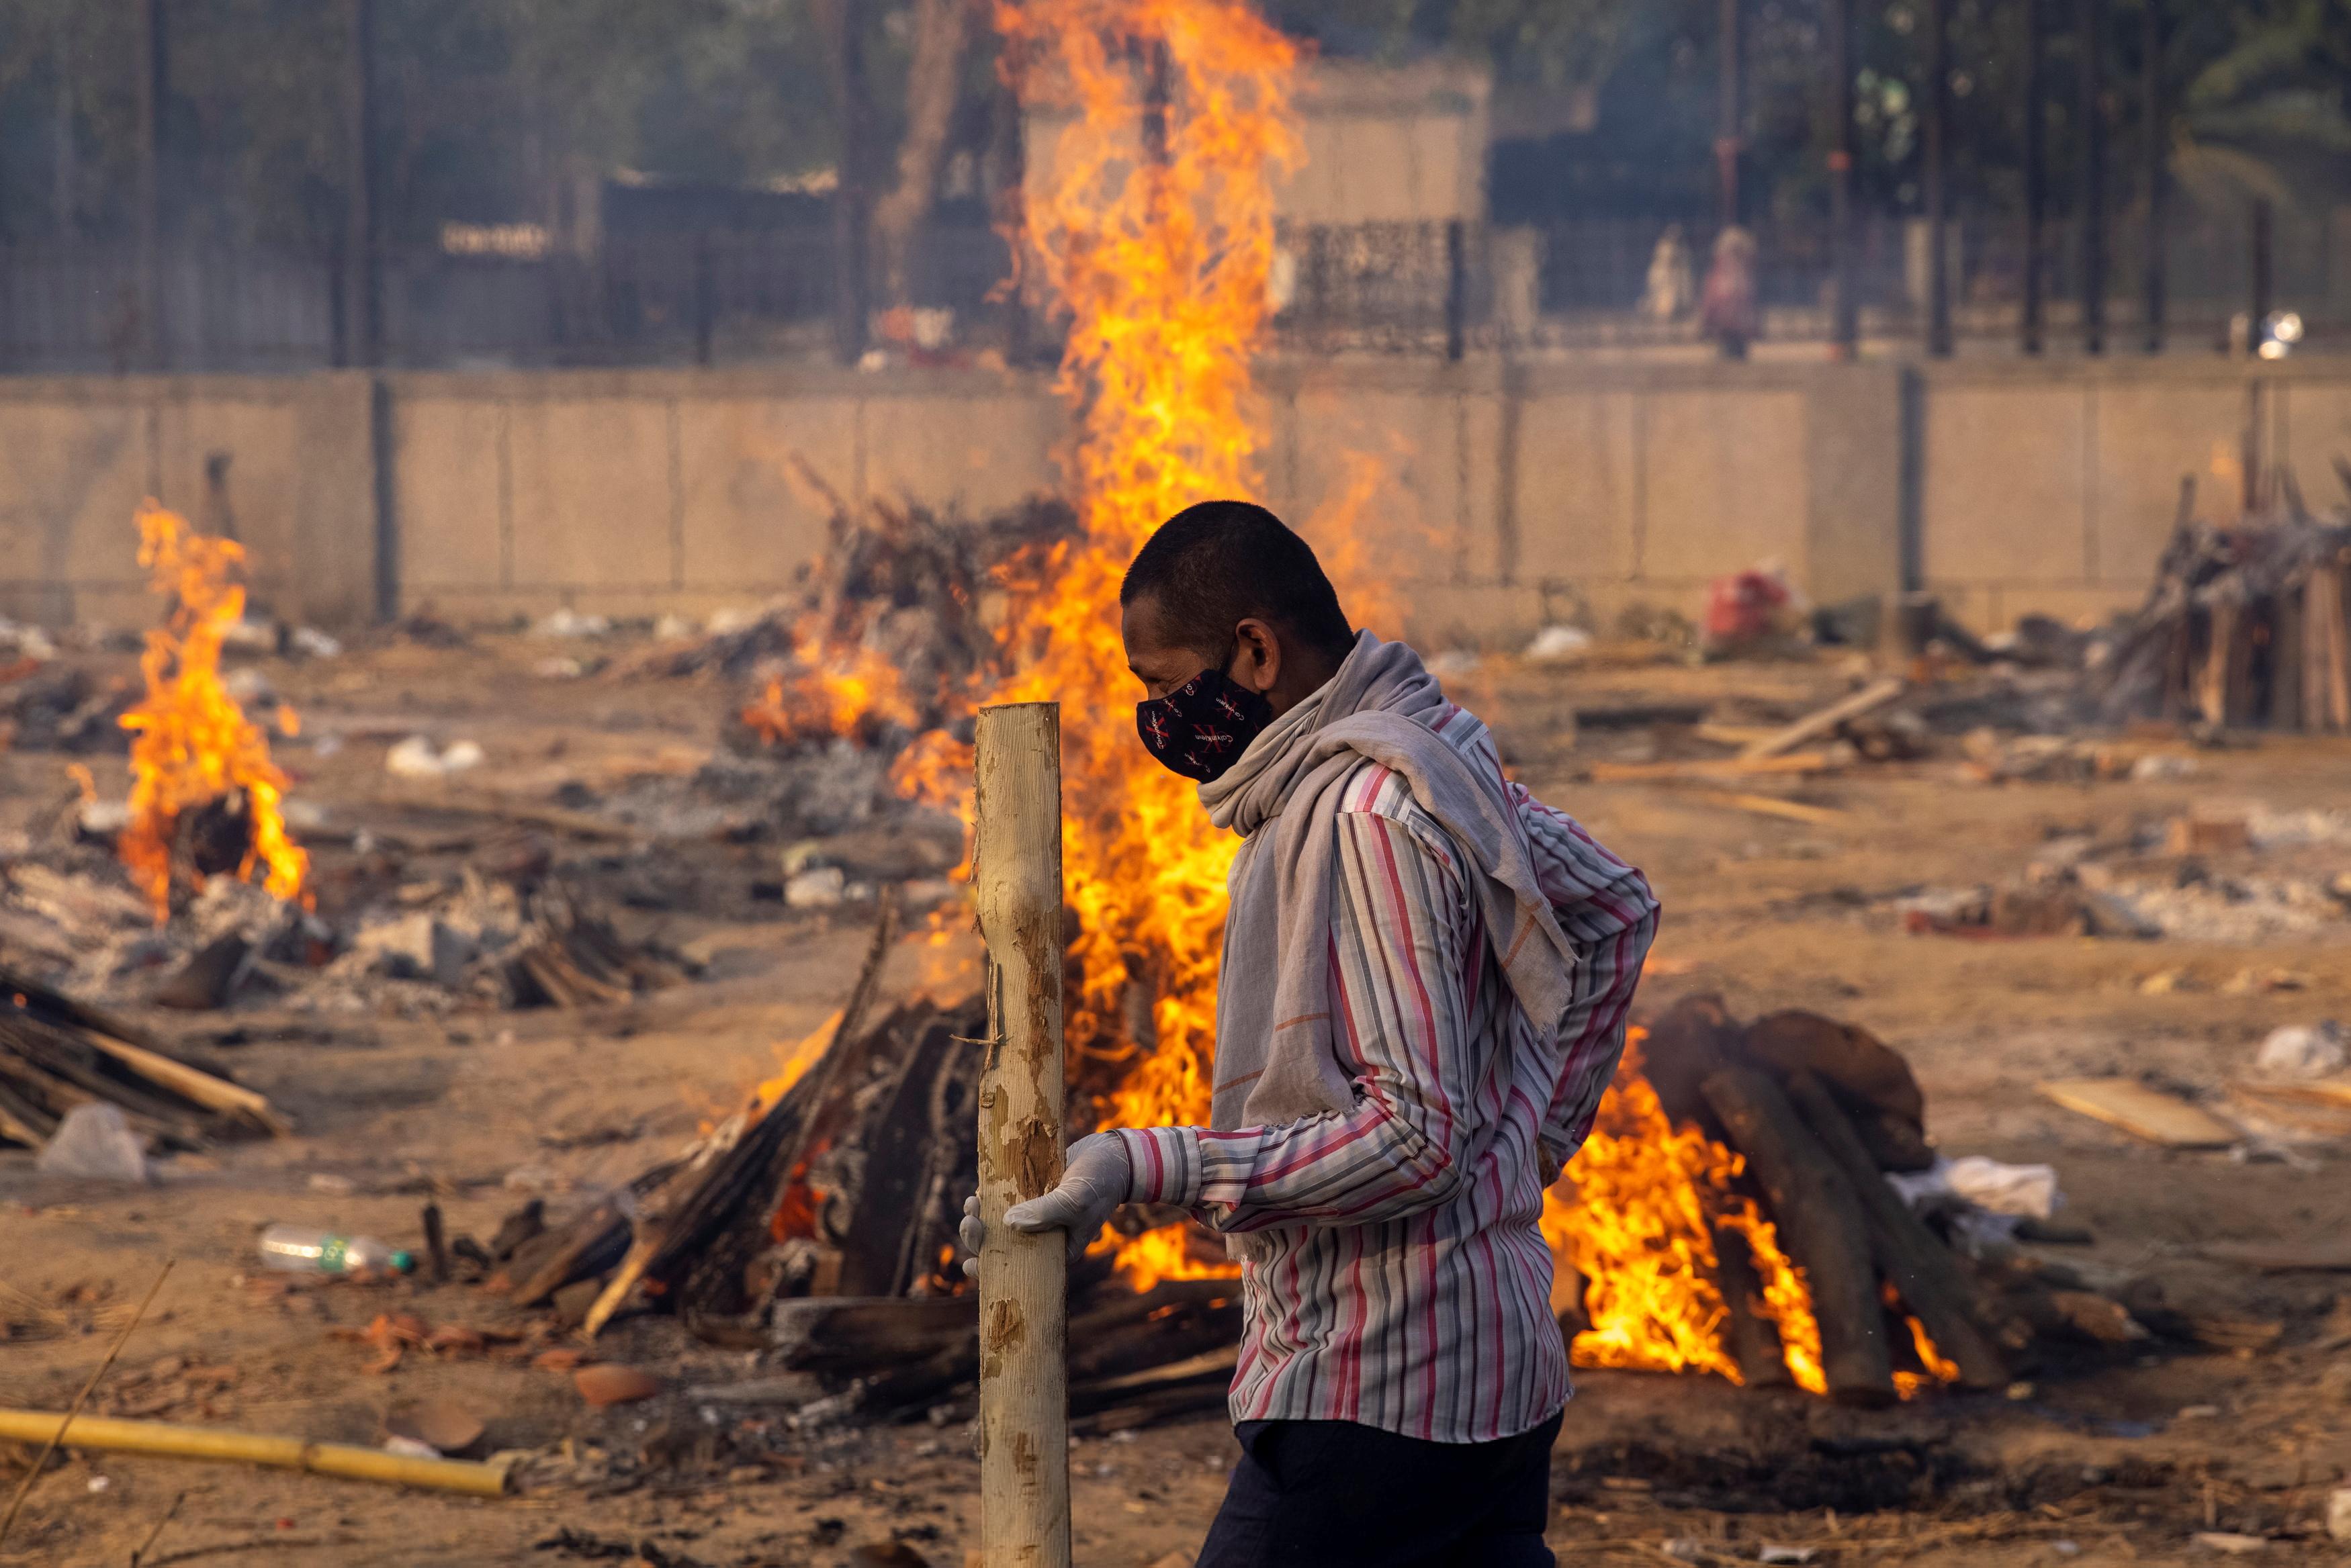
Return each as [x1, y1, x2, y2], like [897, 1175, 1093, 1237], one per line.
[1135, 649, 1275, 783]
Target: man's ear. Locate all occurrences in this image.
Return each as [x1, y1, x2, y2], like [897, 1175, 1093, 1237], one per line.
[1233, 617, 1282, 695]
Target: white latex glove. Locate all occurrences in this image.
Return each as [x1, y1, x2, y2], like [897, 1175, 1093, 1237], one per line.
[957, 1132, 1131, 1275]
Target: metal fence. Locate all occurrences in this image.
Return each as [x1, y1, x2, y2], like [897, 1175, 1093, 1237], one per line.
[2, 206, 2344, 373]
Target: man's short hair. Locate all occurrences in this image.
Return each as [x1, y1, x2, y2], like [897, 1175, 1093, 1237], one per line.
[1120, 500, 1355, 657]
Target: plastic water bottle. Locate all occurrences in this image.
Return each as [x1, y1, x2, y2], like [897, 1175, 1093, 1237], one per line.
[258, 1224, 412, 1276]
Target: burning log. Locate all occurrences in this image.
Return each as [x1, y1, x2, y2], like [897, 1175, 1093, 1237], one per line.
[1708, 1226, 1795, 1391]
[1781, 1072, 2010, 1391]
[1699, 1066, 1896, 1407]
[0, 965, 286, 1154]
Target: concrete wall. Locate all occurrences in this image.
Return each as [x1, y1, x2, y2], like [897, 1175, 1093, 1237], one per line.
[1916, 359, 2351, 629]
[0, 372, 376, 629]
[6, 356, 2351, 647]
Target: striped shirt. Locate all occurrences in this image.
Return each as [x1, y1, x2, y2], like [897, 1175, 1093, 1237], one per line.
[1113, 710, 1659, 1444]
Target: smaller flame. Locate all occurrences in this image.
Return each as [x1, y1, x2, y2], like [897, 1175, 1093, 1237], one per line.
[740, 628, 922, 747]
[1548, 1031, 1828, 1393]
[117, 503, 307, 923]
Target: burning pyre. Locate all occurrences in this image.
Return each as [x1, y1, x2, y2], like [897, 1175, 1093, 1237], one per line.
[700, 0, 1917, 1396]
[118, 503, 307, 923]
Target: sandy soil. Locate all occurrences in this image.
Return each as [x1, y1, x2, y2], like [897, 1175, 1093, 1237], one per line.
[3, 631, 2348, 1567]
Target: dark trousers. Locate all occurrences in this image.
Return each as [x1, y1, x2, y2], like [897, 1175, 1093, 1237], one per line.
[1194, 1410, 1562, 1568]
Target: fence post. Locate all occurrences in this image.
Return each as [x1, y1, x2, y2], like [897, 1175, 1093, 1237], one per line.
[1924, 0, 1952, 357]
[2078, 0, 2105, 355]
[1444, 220, 1467, 361]
[2141, 0, 2165, 354]
[134, 0, 168, 371]
[693, 233, 716, 367]
[1828, 0, 1858, 358]
[2250, 198, 2274, 352]
[2022, 0, 2045, 355]
[971, 702, 1071, 1568]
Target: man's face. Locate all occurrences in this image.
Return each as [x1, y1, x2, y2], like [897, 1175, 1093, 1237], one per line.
[1121, 594, 1225, 700]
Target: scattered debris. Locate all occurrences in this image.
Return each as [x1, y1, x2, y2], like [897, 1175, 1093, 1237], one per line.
[2091, 494, 2351, 731]
[33, 1104, 150, 1184]
[0, 966, 287, 1155]
[572, 1365, 664, 1410]
[1523, 625, 1594, 663]
[385, 736, 486, 779]
[2254, 1022, 2346, 1080]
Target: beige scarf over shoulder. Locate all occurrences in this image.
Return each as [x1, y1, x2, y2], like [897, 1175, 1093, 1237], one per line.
[1196, 631, 1580, 1131]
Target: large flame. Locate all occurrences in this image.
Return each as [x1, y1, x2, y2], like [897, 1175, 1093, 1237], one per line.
[985, 0, 1300, 1287]
[117, 504, 307, 923]
[733, 0, 1955, 1400]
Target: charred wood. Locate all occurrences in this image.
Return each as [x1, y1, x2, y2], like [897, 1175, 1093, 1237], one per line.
[1700, 1066, 1896, 1407]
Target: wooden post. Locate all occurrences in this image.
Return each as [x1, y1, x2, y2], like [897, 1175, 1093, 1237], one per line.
[972, 702, 1071, 1568]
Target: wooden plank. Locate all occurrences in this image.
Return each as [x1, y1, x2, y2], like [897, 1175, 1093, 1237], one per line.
[77, 1029, 289, 1136]
[2231, 1076, 2351, 1111]
[771, 1296, 980, 1373]
[1587, 752, 1837, 784]
[1738, 678, 1906, 761]
[2036, 1078, 2239, 1148]
[1692, 723, 1785, 749]
[2194, 1240, 2351, 1273]
[1681, 790, 1849, 827]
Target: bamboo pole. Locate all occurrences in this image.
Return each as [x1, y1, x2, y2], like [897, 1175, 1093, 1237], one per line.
[971, 702, 1071, 1568]
[0, 1410, 508, 1498]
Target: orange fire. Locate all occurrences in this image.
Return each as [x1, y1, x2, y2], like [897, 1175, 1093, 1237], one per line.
[987, 0, 1299, 1289]
[117, 503, 307, 923]
[729, 0, 1947, 1401]
[1544, 1033, 1828, 1393]
[740, 630, 922, 745]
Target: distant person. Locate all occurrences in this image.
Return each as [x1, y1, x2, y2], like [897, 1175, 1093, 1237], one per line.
[1641, 223, 1695, 323]
[1700, 225, 1760, 359]
[964, 501, 1660, 1566]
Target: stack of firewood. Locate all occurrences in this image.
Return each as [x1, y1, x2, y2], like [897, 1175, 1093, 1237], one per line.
[0, 963, 287, 1153]
[1628, 995, 2266, 1406]
[485, 903, 1239, 1430]
[2094, 475, 2351, 731]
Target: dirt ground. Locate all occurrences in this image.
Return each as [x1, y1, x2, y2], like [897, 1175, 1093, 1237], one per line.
[4, 629, 2350, 1567]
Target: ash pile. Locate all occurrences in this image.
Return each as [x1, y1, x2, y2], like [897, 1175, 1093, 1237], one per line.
[0, 830, 695, 1019]
[619, 494, 1075, 876]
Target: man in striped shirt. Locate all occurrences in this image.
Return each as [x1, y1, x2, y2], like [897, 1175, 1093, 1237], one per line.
[981, 502, 1658, 1566]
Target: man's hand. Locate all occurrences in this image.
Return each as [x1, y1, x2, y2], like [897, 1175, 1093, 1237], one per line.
[957, 1132, 1131, 1275]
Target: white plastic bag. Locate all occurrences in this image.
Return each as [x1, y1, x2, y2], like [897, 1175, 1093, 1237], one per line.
[36, 1104, 150, 1184]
